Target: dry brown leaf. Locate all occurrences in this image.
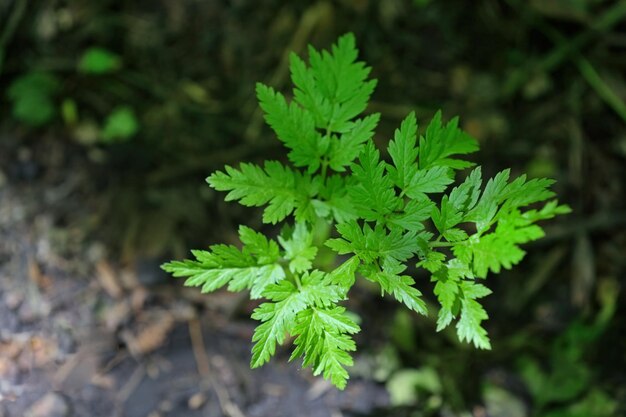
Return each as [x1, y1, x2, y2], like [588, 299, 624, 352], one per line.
[122, 312, 175, 356]
[96, 260, 123, 299]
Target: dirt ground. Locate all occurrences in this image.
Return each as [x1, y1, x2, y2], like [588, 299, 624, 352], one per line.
[0, 139, 389, 417]
[2, 1, 626, 416]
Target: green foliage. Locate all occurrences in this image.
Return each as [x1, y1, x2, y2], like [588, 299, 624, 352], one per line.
[518, 293, 618, 417]
[78, 47, 122, 74]
[7, 72, 60, 126]
[163, 33, 569, 389]
[7, 49, 137, 142]
[101, 106, 139, 142]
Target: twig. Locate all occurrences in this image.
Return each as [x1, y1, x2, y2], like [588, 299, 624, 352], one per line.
[118, 365, 146, 402]
[188, 319, 247, 417]
[575, 56, 626, 124]
[532, 11, 626, 124]
[535, 211, 626, 246]
[503, 0, 626, 96]
[0, 0, 28, 48]
[244, 1, 332, 142]
[113, 365, 146, 417]
[189, 319, 210, 376]
[510, 245, 568, 312]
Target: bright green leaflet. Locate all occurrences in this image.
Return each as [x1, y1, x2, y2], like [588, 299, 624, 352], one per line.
[162, 33, 569, 389]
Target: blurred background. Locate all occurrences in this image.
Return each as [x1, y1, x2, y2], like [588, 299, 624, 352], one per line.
[1, 1, 625, 416]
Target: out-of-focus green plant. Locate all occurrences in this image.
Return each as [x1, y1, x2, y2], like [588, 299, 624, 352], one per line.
[7, 71, 60, 127]
[77, 47, 122, 75]
[5, 46, 138, 143]
[102, 106, 139, 143]
[519, 278, 619, 417]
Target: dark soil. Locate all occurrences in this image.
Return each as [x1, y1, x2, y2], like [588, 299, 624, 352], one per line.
[2, 1, 626, 416]
[0, 139, 388, 417]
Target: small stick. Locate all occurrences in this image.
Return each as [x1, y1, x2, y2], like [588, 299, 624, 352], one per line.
[188, 319, 247, 417]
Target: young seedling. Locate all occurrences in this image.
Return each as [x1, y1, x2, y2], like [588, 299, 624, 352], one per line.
[162, 33, 569, 389]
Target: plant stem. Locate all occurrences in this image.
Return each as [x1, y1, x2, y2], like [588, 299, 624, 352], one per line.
[294, 273, 302, 290]
[320, 158, 328, 180]
[429, 241, 454, 248]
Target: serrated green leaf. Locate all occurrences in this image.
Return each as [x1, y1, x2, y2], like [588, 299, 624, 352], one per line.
[251, 269, 347, 369]
[305, 33, 377, 133]
[299, 270, 346, 307]
[443, 228, 468, 242]
[328, 114, 380, 171]
[314, 331, 356, 389]
[291, 306, 359, 389]
[431, 195, 463, 234]
[463, 215, 545, 278]
[432, 269, 491, 348]
[432, 260, 482, 339]
[387, 112, 419, 190]
[522, 200, 572, 222]
[456, 281, 492, 349]
[366, 266, 428, 315]
[405, 165, 454, 198]
[208, 161, 319, 224]
[239, 225, 281, 264]
[348, 142, 401, 221]
[289, 32, 376, 138]
[313, 175, 359, 223]
[386, 198, 434, 232]
[278, 222, 318, 273]
[161, 226, 285, 299]
[257, 83, 326, 172]
[420, 250, 446, 273]
[327, 256, 360, 290]
[326, 221, 418, 265]
[419, 111, 478, 170]
[251, 293, 307, 368]
[315, 307, 361, 334]
[500, 175, 556, 209]
[465, 169, 511, 230]
[449, 167, 482, 212]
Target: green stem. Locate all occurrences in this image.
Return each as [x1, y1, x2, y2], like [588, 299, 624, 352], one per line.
[319, 122, 333, 180]
[320, 158, 328, 180]
[575, 56, 626, 124]
[280, 258, 302, 290]
[429, 241, 454, 248]
[293, 273, 302, 290]
[0, 0, 28, 48]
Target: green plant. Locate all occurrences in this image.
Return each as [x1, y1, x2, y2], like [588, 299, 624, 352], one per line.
[518, 278, 618, 417]
[5, 46, 138, 142]
[78, 47, 122, 74]
[162, 33, 569, 389]
[7, 71, 60, 126]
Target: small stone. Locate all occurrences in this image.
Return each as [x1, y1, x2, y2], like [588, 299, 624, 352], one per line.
[159, 400, 173, 412]
[18, 299, 51, 324]
[4, 291, 24, 310]
[86, 242, 107, 263]
[188, 392, 207, 410]
[25, 392, 70, 417]
[18, 302, 38, 324]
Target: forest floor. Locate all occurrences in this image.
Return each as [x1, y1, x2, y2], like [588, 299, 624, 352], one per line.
[2, 1, 626, 416]
[0, 138, 388, 417]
